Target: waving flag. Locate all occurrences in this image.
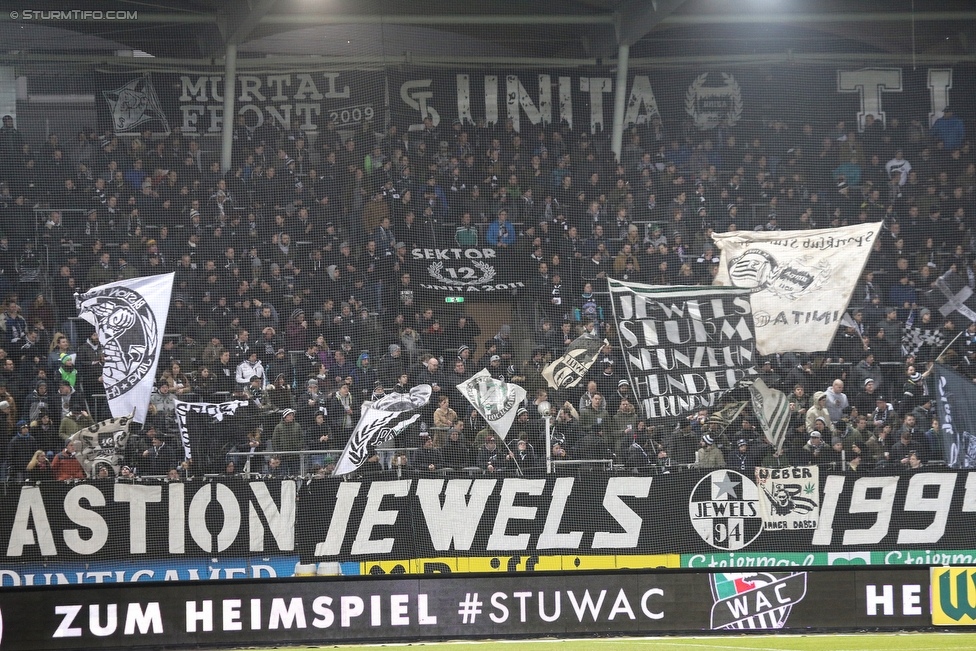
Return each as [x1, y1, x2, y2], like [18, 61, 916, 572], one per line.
[747, 377, 791, 453]
[542, 332, 608, 390]
[712, 223, 880, 355]
[458, 369, 527, 441]
[173, 399, 251, 468]
[333, 385, 432, 477]
[934, 363, 976, 469]
[76, 273, 174, 424]
[66, 411, 135, 478]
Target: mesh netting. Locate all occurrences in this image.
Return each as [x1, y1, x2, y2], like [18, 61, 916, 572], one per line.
[0, 5, 972, 581]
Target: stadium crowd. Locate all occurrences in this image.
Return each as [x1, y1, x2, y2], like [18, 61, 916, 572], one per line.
[0, 103, 971, 480]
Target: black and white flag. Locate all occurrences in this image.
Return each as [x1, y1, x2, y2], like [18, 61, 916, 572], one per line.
[921, 269, 976, 328]
[748, 377, 791, 453]
[542, 332, 608, 390]
[711, 223, 880, 354]
[173, 399, 250, 468]
[609, 278, 758, 420]
[707, 401, 748, 428]
[901, 324, 945, 359]
[66, 411, 135, 477]
[76, 273, 175, 424]
[933, 363, 976, 469]
[333, 385, 432, 477]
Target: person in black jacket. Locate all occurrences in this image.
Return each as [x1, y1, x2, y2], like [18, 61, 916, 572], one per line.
[441, 428, 470, 469]
[304, 412, 333, 468]
[505, 437, 537, 473]
[476, 435, 503, 473]
[726, 438, 758, 476]
[411, 432, 444, 472]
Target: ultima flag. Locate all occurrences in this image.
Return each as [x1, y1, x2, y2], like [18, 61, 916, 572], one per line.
[711, 222, 880, 355]
[76, 273, 174, 424]
[541, 331, 608, 390]
[608, 279, 758, 420]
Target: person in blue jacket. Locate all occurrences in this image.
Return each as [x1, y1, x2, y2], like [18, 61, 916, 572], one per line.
[486, 208, 516, 247]
[931, 106, 965, 150]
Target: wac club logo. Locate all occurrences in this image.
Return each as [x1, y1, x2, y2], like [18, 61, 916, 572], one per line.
[709, 571, 808, 630]
[932, 567, 976, 625]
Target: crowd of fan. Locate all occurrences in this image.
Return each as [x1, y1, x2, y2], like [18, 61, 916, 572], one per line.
[0, 101, 971, 481]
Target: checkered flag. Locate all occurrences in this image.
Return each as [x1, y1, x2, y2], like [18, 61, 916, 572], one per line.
[922, 270, 976, 327]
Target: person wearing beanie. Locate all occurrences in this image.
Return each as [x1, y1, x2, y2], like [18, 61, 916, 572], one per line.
[477, 435, 502, 473]
[822, 435, 847, 469]
[695, 433, 725, 469]
[271, 408, 303, 475]
[352, 352, 378, 398]
[7, 420, 38, 480]
[378, 343, 406, 388]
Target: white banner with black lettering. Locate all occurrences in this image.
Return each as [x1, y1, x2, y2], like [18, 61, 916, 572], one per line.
[711, 223, 881, 355]
[76, 272, 174, 424]
[755, 466, 820, 531]
[609, 279, 758, 421]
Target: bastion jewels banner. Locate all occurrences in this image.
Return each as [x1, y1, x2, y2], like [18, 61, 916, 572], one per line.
[0, 567, 930, 648]
[0, 472, 975, 568]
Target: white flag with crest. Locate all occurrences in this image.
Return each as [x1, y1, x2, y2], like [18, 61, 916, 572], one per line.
[76, 273, 174, 424]
[458, 369, 527, 441]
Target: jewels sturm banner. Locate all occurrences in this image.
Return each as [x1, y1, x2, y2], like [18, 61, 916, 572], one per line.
[608, 278, 758, 421]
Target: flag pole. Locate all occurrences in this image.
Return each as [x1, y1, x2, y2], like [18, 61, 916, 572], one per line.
[501, 436, 524, 476]
[935, 329, 965, 362]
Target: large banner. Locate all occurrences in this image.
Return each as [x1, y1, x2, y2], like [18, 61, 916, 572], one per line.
[0, 567, 931, 648]
[0, 568, 932, 651]
[76, 273, 174, 424]
[711, 223, 880, 355]
[96, 67, 975, 138]
[95, 70, 384, 136]
[411, 246, 524, 298]
[3, 471, 976, 565]
[389, 67, 975, 134]
[933, 363, 976, 469]
[608, 279, 758, 420]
